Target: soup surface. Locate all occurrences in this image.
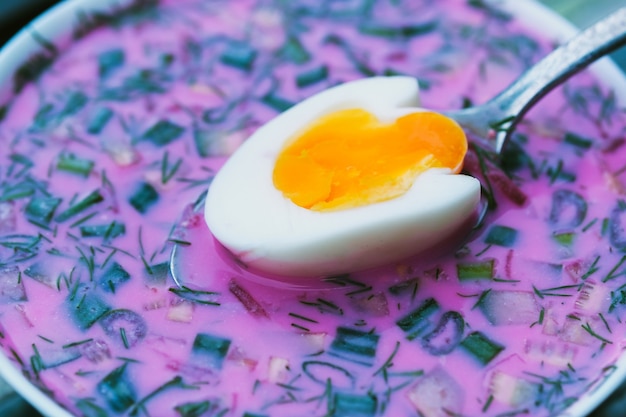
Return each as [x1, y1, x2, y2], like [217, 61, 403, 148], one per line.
[1, 0, 626, 416]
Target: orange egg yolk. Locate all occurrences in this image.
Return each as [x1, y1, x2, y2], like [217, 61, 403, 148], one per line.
[273, 108, 468, 211]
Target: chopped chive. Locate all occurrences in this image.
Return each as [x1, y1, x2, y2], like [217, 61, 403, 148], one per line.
[220, 42, 257, 71]
[161, 151, 182, 184]
[87, 106, 114, 134]
[57, 153, 94, 177]
[460, 331, 504, 365]
[174, 401, 211, 417]
[581, 322, 613, 344]
[485, 225, 518, 247]
[55, 190, 103, 223]
[296, 66, 329, 88]
[142, 120, 185, 146]
[129, 182, 159, 214]
[457, 260, 494, 280]
[603, 255, 626, 283]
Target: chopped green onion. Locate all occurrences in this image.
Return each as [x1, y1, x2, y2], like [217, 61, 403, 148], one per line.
[261, 93, 295, 112]
[564, 132, 593, 149]
[25, 196, 62, 225]
[279, 36, 311, 64]
[460, 331, 504, 365]
[192, 333, 231, 369]
[396, 298, 439, 340]
[55, 190, 104, 222]
[97, 363, 137, 413]
[87, 107, 114, 134]
[80, 222, 126, 239]
[98, 262, 131, 293]
[220, 42, 257, 71]
[57, 153, 94, 177]
[129, 182, 159, 214]
[485, 225, 517, 247]
[296, 66, 329, 88]
[142, 120, 185, 147]
[553, 231, 575, 247]
[329, 327, 379, 366]
[99, 49, 125, 78]
[358, 21, 437, 38]
[457, 260, 495, 281]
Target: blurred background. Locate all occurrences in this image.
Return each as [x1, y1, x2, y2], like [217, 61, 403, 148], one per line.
[0, 0, 625, 416]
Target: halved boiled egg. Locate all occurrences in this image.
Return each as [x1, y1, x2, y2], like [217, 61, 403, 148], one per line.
[204, 76, 481, 277]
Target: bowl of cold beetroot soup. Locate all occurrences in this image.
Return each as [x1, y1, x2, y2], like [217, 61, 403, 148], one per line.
[1, 0, 626, 416]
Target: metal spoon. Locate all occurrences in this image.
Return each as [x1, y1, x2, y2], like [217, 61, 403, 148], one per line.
[445, 6, 626, 153]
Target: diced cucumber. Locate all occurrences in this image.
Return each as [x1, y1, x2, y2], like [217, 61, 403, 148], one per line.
[142, 120, 185, 147]
[25, 196, 62, 225]
[97, 363, 137, 413]
[80, 222, 126, 239]
[220, 42, 257, 71]
[24, 262, 57, 288]
[87, 107, 114, 134]
[67, 284, 111, 330]
[406, 367, 463, 417]
[0, 266, 26, 302]
[549, 189, 587, 229]
[478, 291, 539, 326]
[460, 332, 504, 365]
[296, 66, 329, 88]
[99, 309, 147, 348]
[192, 333, 231, 369]
[57, 153, 94, 177]
[144, 261, 170, 285]
[55, 190, 104, 223]
[329, 327, 379, 366]
[457, 260, 494, 281]
[421, 311, 464, 355]
[332, 392, 377, 417]
[396, 298, 439, 340]
[129, 182, 159, 213]
[485, 225, 518, 247]
[489, 371, 538, 407]
[99, 49, 125, 78]
[98, 261, 130, 293]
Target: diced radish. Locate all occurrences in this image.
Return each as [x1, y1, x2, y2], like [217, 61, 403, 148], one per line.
[77, 339, 111, 364]
[267, 356, 290, 383]
[478, 290, 539, 326]
[524, 339, 577, 367]
[406, 367, 464, 417]
[350, 292, 389, 317]
[167, 299, 194, 323]
[0, 266, 26, 302]
[489, 371, 538, 407]
[300, 332, 327, 351]
[0, 201, 16, 233]
[227, 346, 258, 371]
[575, 281, 610, 313]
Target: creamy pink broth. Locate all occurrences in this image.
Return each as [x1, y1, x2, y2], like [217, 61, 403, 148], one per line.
[0, 0, 625, 416]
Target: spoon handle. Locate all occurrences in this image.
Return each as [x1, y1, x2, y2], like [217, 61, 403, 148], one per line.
[453, 7, 626, 153]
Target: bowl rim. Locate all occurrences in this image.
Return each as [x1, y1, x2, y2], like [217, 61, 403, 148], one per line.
[0, 1, 625, 416]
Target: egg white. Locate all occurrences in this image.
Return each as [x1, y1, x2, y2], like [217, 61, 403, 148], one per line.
[205, 76, 481, 277]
